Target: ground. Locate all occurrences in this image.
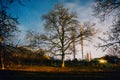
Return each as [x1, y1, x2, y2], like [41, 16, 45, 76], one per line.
[0, 65, 120, 80]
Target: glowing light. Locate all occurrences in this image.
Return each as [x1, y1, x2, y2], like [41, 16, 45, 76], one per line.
[99, 59, 107, 64]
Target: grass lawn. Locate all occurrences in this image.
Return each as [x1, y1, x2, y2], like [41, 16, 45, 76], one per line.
[0, 65, 120, 80]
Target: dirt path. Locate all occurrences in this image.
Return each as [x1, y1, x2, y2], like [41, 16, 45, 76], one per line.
[3, 65, 119, 72]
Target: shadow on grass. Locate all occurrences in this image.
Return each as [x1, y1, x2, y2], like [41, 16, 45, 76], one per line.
[0, 69, 120, 80]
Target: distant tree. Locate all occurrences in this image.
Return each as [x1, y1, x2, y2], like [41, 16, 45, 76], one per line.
[25, 30, 42, 66]
[94, 0, 120, 55]
[107, 45, 119, 56]
[104, 55, 120, 63]
[25, 30, 47, 51]
[70, 22, 76, 60]
[25, 30, 39, 49]
[70, 22, 96, 60]
[78, 22, 96, 60]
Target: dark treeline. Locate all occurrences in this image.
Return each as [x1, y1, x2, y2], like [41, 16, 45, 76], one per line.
[1, 44, 120, 68]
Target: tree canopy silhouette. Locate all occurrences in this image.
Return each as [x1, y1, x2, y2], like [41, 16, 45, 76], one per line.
[94, 0, 120, 55]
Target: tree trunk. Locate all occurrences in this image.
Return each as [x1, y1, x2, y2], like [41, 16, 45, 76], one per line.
[17, 59, 21, 67]
[80, 26, 84, 60]
[1, 49, 4, 70]
[73, 39, 76, 59]
[61, 24, 65, 68]
[81, 39, 84, 60]
[61, 53, 65, 68]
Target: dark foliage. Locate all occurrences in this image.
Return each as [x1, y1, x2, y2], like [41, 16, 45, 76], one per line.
[104, 55, 120, 63]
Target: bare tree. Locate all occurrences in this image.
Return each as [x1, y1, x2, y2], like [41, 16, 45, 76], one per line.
[93, 0, 120, 21]
[78, 22, 96, 60]
[25, 30, 42, 66]
[107, 46, 119, 56]
[94, 0, 120, 55]
[70, 22, 96, 60]
[42, 4, 97, 67]
[42, 4, 78, 67]
[0, 0, 29, 69]
[0, 8, 18, 70]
